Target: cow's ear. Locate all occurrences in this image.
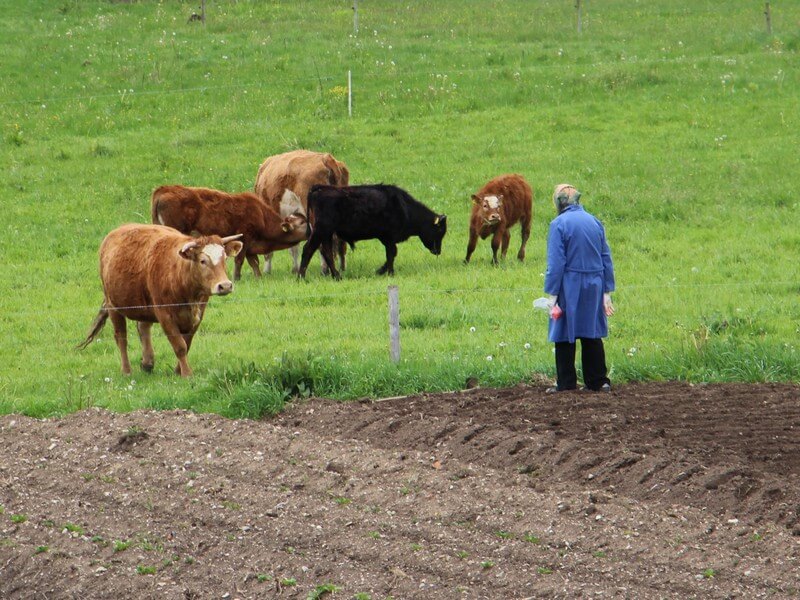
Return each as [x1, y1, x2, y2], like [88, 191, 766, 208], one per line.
[471, 194, 481, 205]
[178, 241, 199, 261]
[497, 194, 504, 203]
[224, 240, 243, 257]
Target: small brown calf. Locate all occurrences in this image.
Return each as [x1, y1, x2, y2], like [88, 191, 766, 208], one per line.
[465, 174, 533, 265]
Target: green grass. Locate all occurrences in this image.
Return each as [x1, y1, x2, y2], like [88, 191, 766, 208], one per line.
[1, 1, 799, 418]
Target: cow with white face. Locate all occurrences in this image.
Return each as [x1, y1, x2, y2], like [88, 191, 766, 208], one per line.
[465, 174, 533, 265]
[478, 194, 504, 227]
[78, 224, 243, 377]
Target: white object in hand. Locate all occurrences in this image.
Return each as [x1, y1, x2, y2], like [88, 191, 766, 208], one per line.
[533, 297, 554, 312]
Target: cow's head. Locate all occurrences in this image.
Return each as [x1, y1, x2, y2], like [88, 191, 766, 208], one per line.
[179, 234, 243, 296]
[279, 189, 309, 239]
[420, 214, 447, 255]
[280, 211, 310, 240]
[472, 194, 503, 226]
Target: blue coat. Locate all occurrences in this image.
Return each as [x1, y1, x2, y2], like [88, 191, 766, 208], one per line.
[544, 205, 615, 343]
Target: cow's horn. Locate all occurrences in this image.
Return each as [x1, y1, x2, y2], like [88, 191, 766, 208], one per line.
[220, 234, 243, 244]
[179, 241, 199, 256]
[434, 216, 440, 225]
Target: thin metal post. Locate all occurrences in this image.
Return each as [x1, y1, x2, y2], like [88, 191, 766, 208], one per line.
[347, 70, 352, 118]
[576, 0, 582, 34]
[353, 0, 359, 35]
[388, 285, 400, 363]
[201, 0, 206, 25]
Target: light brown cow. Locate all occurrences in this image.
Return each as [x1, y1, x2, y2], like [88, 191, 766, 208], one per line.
[464, 174, 533, 265]
[254, 150, 350, 274]
[151, 185, 308, 280]
[78, 224, 243, 377]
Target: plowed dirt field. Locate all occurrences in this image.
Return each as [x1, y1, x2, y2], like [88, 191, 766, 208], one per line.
[2, 382, 799, 599]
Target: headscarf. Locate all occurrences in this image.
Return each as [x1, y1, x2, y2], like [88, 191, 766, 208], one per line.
[553, 184, 581, 213]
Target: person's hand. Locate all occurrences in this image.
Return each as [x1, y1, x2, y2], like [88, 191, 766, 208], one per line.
[550, 303, 563, 320]
[603, 293, 615, 317]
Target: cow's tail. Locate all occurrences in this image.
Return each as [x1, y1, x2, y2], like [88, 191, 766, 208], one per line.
[76, 305, 109, 350]
[150, 187, 167, 225]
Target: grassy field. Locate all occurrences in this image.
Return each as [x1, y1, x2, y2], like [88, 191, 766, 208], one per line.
[1, 0, 799, 418]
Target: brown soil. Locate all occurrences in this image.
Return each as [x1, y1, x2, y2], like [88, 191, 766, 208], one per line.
[1, 382, 800, 599]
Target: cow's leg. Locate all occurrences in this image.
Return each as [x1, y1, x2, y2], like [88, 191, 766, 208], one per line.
[338, 238, 347, 272]
[490, 230, 503, 265]
[109, 312, 131, 375]
[263, 252, 273, 275]
[298, 234, 323, 279]
[233, 251, 245, 281]
[173, 332, 197, 375]
[377, 241, 397, 276]
[137, 321, 155, 373]
[501, 229, 511, 259]
[518, 217, 531, 262]
[319, 241, 341, 280]
[289, 245, 301, 274]
[318, 248, 331, 276]
[246, 253, 261, 278]
[464, 229, 479, 264]
[159, 319, 192, 377]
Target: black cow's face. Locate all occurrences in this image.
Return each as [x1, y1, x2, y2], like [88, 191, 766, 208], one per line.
[420, 214, 447, 255]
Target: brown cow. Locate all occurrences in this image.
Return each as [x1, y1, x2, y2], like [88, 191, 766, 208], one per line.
[77, 224, 243, 377]
[254, 150, 350, 274]
[464, 174, 533, 265]
[151, 185, 308, 280]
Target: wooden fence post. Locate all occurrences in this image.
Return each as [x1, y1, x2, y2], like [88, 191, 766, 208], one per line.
[765, 2, 772, 35]
[388, 285, 400, 363]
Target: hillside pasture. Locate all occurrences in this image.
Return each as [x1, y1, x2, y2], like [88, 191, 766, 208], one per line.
[1, 0, 799, 416]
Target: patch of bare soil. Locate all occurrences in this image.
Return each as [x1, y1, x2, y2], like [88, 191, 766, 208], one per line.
[1, 382, 799, 599]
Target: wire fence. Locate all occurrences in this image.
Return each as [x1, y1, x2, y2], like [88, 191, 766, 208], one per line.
[1, 278, 794, 328]
[0, 49, 774, 109]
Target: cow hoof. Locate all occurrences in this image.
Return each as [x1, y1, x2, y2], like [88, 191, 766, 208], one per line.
[140, 362, 154, 373]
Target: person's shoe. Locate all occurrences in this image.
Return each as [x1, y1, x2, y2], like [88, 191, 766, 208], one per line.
[600, 383, 612, 393]
[546, 386, 578, 394]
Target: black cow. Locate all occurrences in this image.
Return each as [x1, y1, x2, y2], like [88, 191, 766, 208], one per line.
[298, 184, 447, 279]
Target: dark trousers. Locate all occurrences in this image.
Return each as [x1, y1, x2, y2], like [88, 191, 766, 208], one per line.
[555, 338, 610, 391]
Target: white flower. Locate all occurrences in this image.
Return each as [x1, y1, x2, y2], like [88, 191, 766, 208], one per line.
[498, 342, 507, 348]
[486, 355, 493, 361]
[469, 326, 476, 333]
[524, 343, 531, 350]
[104, 377, 111, 383]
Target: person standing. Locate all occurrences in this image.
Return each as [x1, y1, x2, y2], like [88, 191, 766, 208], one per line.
[544, 184, 615, 393]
